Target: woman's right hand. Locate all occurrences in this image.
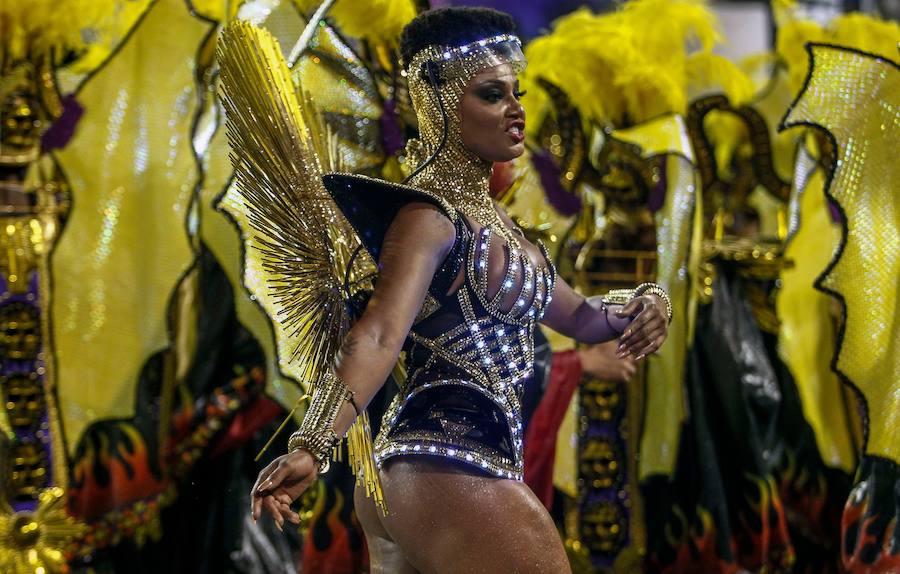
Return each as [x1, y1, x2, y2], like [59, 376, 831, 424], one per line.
[251, 449, 319, 530]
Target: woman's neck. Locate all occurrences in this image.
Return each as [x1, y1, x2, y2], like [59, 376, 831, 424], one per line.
[410, 141, 518, 245]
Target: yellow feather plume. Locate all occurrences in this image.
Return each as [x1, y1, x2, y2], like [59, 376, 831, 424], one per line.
[292, 0, 416, 45]
[619, 0, 720, 55]
[0, 0, 114, 65]
[775, 19, 829, 92]
[686, 52, 756, 106]
[830, 13, 900, 61]
[522, 0, 750, 129]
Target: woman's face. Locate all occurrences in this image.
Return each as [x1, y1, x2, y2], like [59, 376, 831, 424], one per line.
[458, 63, 526, 163]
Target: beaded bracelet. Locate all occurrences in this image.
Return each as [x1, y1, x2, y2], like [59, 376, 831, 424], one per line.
[287, 372, 359, 474]
[633, 283, 673, 323]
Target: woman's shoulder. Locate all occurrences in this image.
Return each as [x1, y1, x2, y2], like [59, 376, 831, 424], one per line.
[322, 172, 459, 263]
[322, 172, 456, 221]
[391, 201, 457, 253]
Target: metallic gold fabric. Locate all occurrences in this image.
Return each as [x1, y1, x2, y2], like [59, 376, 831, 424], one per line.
[782, 44, 899, 462]
[554, 388, 581, 498]
[776, 144, 856, 471]
[52, 0, 208, 454]
[60, 0, 155, 80]
[291, 24, 384, 174]
[610, 114, 700, 479]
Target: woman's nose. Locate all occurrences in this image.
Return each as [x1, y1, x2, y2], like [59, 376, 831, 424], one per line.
[506, 99, 524, 118]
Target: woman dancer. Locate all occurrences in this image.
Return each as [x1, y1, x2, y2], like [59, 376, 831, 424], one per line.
[250, 8, 670, 573]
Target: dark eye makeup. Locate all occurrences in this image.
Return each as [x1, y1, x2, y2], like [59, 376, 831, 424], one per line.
[474, 81, 525, 103]
[477, 88, 505, 102]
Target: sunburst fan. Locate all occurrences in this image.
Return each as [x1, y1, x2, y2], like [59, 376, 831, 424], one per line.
[218, 20, 371, 385]
[217, 20, 383, 510]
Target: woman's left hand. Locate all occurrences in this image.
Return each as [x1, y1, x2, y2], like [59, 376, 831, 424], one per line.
[614, 295, 669, 360]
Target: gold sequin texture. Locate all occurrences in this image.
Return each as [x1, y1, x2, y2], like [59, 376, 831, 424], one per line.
[782, 44, 900, 462]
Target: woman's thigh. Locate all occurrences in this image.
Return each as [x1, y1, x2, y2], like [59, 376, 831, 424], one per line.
[361, 456, 571, 574]
[354, 482, 420, 574]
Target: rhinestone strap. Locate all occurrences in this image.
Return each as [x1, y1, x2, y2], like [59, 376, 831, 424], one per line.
[601, 289, 634, 305]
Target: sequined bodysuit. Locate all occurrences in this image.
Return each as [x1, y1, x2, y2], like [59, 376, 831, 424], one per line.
[325, 173, 556, 480]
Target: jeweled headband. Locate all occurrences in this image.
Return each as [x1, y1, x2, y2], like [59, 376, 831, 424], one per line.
[404, 33, 526, 81]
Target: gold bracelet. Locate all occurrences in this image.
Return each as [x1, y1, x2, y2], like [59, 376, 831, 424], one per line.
[287, 371, 359, 474]
[633, 282, 673, 323]
[601, 288, 634, 306]
[287, 429, 341, 473]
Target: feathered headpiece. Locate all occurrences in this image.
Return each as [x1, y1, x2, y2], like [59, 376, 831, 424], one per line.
[0, 0, 112, 67]
[521, 0, 753, 129]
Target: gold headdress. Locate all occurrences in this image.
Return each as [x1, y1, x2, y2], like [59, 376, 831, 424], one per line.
[403, 33, 526, 244]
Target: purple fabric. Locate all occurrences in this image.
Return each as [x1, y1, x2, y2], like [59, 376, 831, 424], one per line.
[531, 150, 581, 217]
[380, 98, 405, 156]
[431, 0, 611, 39]
[827, 198, 843, 224]
[647, 164, 667, 213]
[41, 94, 84, 152]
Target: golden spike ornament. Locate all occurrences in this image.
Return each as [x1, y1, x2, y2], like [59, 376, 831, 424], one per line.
[0, 487, 85, 574]
[217, 20, 384, 511]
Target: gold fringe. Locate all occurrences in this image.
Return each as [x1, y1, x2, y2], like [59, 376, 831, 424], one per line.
[347, 412, 386, 513]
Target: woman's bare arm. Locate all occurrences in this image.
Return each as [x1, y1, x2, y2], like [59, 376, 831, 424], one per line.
[328, 202, 455, 437]
[252, 201, 455, 526]
[540, 277, 622, 344]
[493, 203, 668, 354]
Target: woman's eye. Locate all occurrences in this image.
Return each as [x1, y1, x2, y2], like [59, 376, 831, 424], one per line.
[480, 90, 504, 103]
[513, 90, 527, 99]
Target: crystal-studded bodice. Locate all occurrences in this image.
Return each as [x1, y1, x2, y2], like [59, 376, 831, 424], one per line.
[322, 172, 557, 481]
[373, 219, 557, 480]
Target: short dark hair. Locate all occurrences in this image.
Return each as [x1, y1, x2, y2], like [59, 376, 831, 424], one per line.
[400, 7, 517, 66]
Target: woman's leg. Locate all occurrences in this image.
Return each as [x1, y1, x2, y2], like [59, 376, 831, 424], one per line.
[354, 483, 420, 574]
[359, 456, 571, 574]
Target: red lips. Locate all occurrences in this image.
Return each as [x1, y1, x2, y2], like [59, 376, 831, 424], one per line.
[506, 119, 525, 143]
